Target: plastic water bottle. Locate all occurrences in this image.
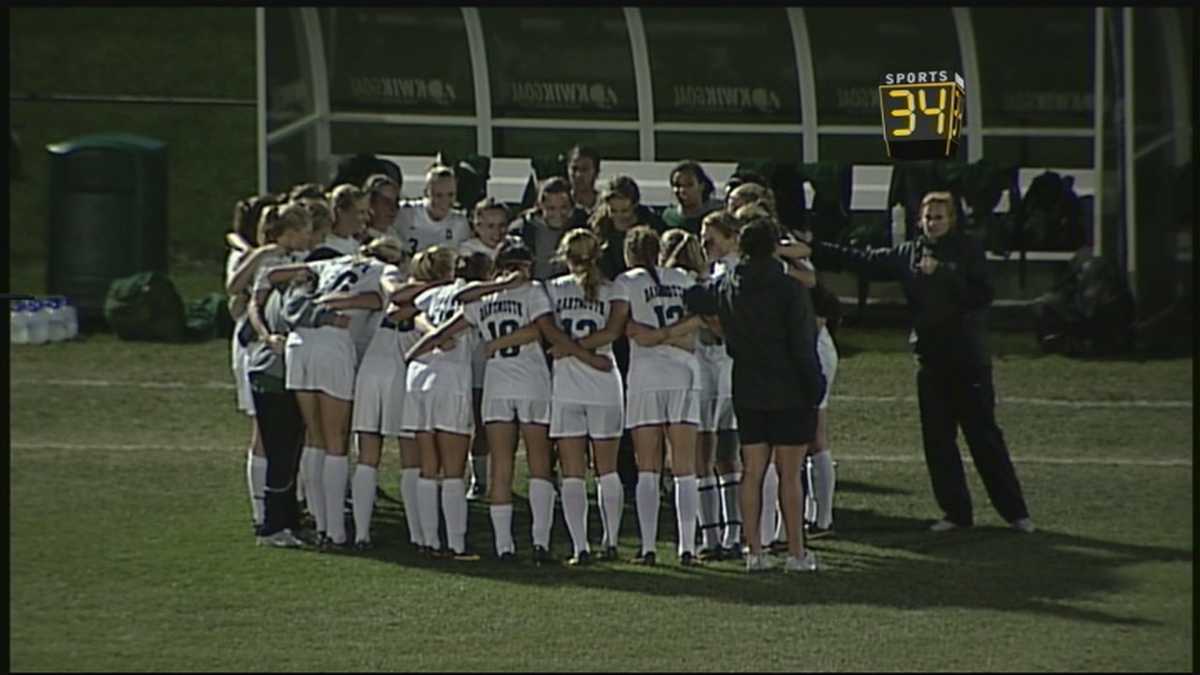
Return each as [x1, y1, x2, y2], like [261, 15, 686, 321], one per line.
[62, 297, 79, 339]
[11, 300, 30, 345]
[25, 300, 49, 345]
[44, 297, 68, 342]
[890, 203, 907, 246]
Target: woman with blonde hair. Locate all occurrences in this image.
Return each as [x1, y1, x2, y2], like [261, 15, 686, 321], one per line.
[545, 228, 632, 563]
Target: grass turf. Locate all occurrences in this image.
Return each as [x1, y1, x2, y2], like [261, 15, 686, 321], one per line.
[8, 314, 1193, 671]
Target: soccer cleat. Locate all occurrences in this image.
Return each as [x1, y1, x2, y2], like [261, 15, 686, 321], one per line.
[319, 535, 349, 551]
[568, 550, 592, 567]
[498, 550, 518, 562]
[418, 545, 446, 559]
[352, 539, 374, 552]
[532, 545, 554, 566]
[745, 552, 777, 573]
[783, 550, 819, 573]
[768, 539, 789, 554]
[929, 519, 962, 532]
[465, 482, 486, 501]
[1010, 517, 1037, 533]
[698, 547, 724, 562]
[721, 545, 744, 560]
[257, 528, 305, 548]
[805, 525, 835, 540]
[679, 551, 702, 567]
[599, 546, 619, 561]
[450, 548, 481, 561]
[632, 550, 657, 566]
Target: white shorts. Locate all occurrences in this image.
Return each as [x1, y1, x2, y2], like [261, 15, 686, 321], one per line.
[402, 389, 474, 436]
[550, 401, 624, 439]
[699, 395, 738, 433]
[285, 327, 356, 400]
[817, 328, 838, 410]
[625, 389, 700, 429]
[352, 364, 412, 438]
[482, 397, 551, 426]
[233, 349, 255, 416]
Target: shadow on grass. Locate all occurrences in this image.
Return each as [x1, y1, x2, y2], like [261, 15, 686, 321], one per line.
[329, 492, 1187, 627]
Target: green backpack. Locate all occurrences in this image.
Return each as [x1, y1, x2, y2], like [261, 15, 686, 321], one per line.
[185, 292, 235, 341]
[103, 271, 187, 342]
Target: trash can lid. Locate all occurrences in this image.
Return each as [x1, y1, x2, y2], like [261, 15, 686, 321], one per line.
[46, 133, 166, 155]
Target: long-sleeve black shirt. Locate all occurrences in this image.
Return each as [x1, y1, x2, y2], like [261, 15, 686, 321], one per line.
[811, 228, 993, 369]
[685, 259, 826, 411]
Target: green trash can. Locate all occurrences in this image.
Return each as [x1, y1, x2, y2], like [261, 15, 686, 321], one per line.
[45, 133, 168, 330]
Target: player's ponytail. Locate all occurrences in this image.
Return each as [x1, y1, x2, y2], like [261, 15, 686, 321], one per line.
[660, 228, 705, 278]
[624, 225, 662, 288]
[557, 228, 604, 303]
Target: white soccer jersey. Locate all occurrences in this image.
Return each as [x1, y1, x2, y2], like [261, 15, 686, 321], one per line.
[459, 237, 501, 260]
[699, 253, 739, 398]
[406, 278, 475, 393]
[357, 264, 407, 368]
[616, 266, 699, 394]
[307, 255, 387, 362]
[462, 281, 553, 401]
[249, 250, 301, 297]
[391, 199, 471, 257]
[545, 273, 626, 406]
[324, 233, 360, 256]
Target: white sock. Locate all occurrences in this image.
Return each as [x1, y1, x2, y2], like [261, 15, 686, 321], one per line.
[812, 450, 836, 529]
[246, 450, 266, 526]
[674, 475, 699, 556]
[296, 453, 306, 504]
[442, 478, 468, 553]
[636, 472, 660, 555]
[719, 472, 742, 549]
[322, 455, 350, 544]
[400, 468, 422, 544]
[471, 455, 487, 489]
[561, 478, 589, 555]
[490, 503, 515, 555]
[351, 464, 377, 543]
[761, 463, 779, 547]
[417, 477, 441, 549]
[597, 472, 623, 549]
[528, 478, 555, 549]
[697, 475, 721, 550]
[301, 447, 326, 532]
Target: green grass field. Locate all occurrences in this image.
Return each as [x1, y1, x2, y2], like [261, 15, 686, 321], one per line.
[9, 307, 1193, 671]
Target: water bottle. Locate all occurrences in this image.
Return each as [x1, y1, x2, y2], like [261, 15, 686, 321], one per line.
[890, 203, 907, 246]
[11, 300, 30, 345]
[25, 300, 49, 345]
[44, 297, 67, 342]
[62, 297, 79, 339]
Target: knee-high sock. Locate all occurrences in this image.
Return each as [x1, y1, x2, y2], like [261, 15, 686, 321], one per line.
[597, 472, 623, 549]
[490, 503, 515, 555]
[246, 449, 266, 526]
[719, 472, 742, 548]
[295, 452, 306, 504]
[636, 472, 661, 555]
[674, 475, 699, 557]
[561, 478, 589, 555]
[761, 462, 779, 546]
[812, 450, 836, 529]
[528, 478, 556, 549]
[697, 475, 721, 550]
[400, 468, 422, 544]
[322, 455, 350, 544]
[417, 477, 441, 549]
[351, 464, 377, 543]
[442, 478, 468, 552]
[301, 447, 326, 532]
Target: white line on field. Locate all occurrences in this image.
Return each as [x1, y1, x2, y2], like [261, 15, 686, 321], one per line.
[12, 378, 1193, 410]
[9, 442, 1191, 467]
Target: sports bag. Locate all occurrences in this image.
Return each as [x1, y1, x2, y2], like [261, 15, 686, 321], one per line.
[103, 271, 187, 342]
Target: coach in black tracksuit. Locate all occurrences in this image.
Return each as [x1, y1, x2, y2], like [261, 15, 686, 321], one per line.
[806, 191, 1034, 533]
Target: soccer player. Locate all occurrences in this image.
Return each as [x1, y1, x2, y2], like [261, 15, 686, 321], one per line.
[618, 226, 705, 566]
[546, 229, 629, 564]
[322, 184, 370, 256]
[391, 164, 471, 258]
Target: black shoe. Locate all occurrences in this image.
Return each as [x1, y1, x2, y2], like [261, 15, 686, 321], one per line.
[532, 545, 554, 566]
[600, 546, 619, 561]
[450, 548, 481, 561]
[568, 550, 592, 567]
[352, 539, 374, 552]
[768, 540, 789, 554]
[721, 545, 744, 560]
[805, 525, 835, 540]
[679, 551, 702, 567]
[698, 547, 724, 562]
[319, 535, 349, 552]
[419, 545, 446, 559]
[632, 551, 656, 566]
[498, 550, 518, 562]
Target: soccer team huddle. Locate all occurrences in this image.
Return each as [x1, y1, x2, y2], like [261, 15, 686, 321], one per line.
[226, 147, 839, 571]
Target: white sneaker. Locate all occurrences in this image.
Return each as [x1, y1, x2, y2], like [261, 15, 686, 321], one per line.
[745, 552, 778, 573]
[784, 550, 819, 573]
[1010, 517, 1036, 533]
[929, 519, 960, 532]
[257, 528, 305, 548]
